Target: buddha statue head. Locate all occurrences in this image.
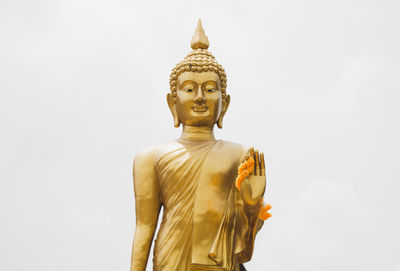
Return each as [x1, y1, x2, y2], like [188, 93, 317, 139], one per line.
[167, 19, 230, 129]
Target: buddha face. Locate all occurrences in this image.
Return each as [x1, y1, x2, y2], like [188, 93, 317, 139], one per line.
[167, 71, 230, 128]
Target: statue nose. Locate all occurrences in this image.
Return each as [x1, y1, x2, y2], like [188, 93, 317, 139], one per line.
[193, 89, 206, 104]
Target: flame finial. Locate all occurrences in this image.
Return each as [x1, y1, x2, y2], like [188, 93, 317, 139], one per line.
[190, 19, 209, 50]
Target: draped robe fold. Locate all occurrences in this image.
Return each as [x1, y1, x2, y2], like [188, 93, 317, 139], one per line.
[152, 140, 263, 271]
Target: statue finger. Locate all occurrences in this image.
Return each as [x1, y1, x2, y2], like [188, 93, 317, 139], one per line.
[252, 149, 257, 175]
[249, 147, 254, 157]
[255, 150, 260, 176]
[260, 152, 266, 176]
[249, 147, 255, 175]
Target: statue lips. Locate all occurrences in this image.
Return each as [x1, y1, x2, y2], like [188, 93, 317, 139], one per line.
[191, 105, 208, 112]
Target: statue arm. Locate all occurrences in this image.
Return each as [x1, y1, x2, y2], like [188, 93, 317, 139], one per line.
[130, 150, 161, 271]
[234, 148, 268, 263]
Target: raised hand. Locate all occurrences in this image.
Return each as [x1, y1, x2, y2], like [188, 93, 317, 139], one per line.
[236, 147, 266, 206]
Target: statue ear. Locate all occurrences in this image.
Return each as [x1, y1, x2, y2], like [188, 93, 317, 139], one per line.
[217, 94, 230, 129]
[167, 93, 180, 128]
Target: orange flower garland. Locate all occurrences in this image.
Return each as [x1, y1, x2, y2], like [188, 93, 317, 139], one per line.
[235, 157, 272, 221]
[259, 201, 272, 220]
[235, 157, 255, 190]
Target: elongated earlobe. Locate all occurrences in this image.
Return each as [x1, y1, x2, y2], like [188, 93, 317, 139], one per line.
[217, 95, 230, 129]
[167, 93, 180, 128]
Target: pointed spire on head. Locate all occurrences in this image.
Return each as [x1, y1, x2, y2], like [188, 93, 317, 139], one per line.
[190, 19, 209, 50]
[170, 19, 227, 102]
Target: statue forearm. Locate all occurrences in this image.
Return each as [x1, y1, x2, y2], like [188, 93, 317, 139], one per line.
[130, 224, 158, 271]
[131, 151, 161, 271]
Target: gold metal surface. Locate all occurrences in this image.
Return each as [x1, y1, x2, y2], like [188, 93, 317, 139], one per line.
[131, 19, 268, 271]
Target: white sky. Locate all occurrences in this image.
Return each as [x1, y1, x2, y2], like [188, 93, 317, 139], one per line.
[0, 0, 399, 270]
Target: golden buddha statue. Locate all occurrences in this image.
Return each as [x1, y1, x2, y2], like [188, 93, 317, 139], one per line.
[130, 19, 271, 271]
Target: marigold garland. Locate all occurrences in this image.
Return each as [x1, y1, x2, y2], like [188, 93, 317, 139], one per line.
[235, 157, 254, 190]
[259, 202, 272, 220]
[235, 157, 272, 221]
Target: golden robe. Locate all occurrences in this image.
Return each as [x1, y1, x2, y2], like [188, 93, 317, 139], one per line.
[152, 139, 263, 271]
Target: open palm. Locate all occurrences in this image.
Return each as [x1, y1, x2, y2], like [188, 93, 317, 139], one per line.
[239, 148, 266, 206]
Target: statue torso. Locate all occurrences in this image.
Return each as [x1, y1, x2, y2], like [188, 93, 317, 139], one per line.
[148, 139, 247, 271]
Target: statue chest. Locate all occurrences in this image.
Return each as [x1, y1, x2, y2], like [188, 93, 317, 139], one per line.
[155, 147, 240, 209]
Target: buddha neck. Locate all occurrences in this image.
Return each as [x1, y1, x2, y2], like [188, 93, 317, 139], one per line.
[179, 126, 216, 141]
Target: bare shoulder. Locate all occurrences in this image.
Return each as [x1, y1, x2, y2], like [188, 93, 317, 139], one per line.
[133, 142, 179, 184]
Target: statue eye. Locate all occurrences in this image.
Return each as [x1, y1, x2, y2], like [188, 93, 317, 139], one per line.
[205, 87, 217, 93]
[183, 84, 195, 92]
[204, 83, 217, 93]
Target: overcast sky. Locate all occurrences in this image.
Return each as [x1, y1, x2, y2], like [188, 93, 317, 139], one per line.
[1, 0, 399, 270]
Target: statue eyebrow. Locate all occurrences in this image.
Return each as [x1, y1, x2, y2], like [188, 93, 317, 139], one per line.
[202, 80, 218, 86]
[180, 80, 197, 88]
[202, 80, 219, 90]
